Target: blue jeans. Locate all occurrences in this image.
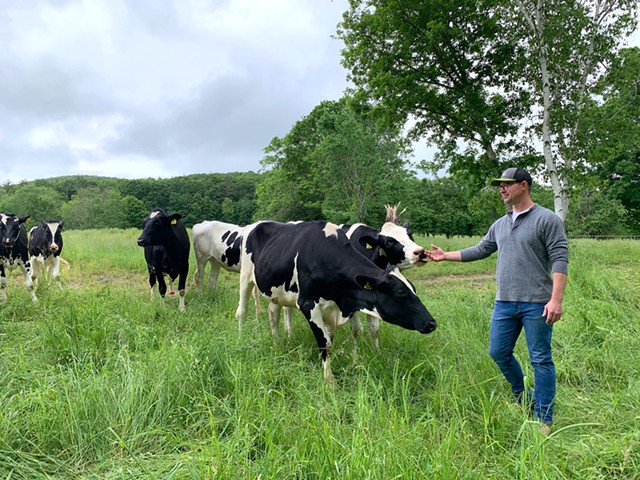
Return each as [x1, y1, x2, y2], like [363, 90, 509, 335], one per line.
[489, 301, 555, 424]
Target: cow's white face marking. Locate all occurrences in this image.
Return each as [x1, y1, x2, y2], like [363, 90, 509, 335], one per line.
[323, 222, 340, 238]
[360, 307, 381, 319]
[389, 268, 416, 293]
[47, 222, 60, 250]
[150, 211, 160, 219]
[343, 223, 365, 238]
[380, 222, 423, 267]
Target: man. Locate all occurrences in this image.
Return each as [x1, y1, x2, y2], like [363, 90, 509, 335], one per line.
[427, 167, 568, 435]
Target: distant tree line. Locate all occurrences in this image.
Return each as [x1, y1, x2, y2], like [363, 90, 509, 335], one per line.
[0, 167, 637, 237]
[0, 173, 260, 231]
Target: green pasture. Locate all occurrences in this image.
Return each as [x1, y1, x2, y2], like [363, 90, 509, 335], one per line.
[1, 230, 639, 479]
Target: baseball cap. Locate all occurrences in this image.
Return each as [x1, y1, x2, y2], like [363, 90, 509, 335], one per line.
[490, 167, 533, 186]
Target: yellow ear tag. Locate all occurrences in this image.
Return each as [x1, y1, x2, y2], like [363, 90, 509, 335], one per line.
[26, 218, 31, 224]
[364, 282, 372, 290]
[365, 242, 373, 249]
[171, 219, 177, 225]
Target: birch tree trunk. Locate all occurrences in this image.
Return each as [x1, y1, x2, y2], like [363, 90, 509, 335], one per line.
[516, 0, 569, 220]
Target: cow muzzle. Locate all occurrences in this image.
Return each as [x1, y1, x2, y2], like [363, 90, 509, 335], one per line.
[413, 248, 428, 263]
[420, 319, 437, 334]
[49, 244, 59, 252]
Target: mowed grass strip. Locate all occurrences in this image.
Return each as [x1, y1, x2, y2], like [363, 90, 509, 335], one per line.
[0, 230, 638, 479]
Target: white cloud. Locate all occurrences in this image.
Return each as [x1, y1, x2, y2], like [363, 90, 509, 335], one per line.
[1, 0, 350, 183]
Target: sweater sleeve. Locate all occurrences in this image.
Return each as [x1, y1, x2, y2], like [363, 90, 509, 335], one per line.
[546, 215, 569, 275]
[460, 223, 498, 262]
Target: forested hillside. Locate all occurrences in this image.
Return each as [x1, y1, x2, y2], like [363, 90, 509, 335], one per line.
[0, 173, 260, 230]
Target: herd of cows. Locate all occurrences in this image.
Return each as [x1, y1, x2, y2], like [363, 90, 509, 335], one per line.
[0, 214, 64, 303]
[1, 206, 438, 384]
[137, 205, 438, 384]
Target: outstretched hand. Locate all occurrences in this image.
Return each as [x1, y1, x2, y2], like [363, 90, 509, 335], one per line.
[426, 244, 446, 262]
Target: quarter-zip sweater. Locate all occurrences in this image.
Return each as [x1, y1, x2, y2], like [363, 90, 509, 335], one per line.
[460, 204, 569, 303]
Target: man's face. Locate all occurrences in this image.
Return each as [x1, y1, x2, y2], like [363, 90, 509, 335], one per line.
[498, 181, 527, 206]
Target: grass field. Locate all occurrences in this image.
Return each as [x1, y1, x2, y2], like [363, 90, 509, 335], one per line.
[1, 229, 639, 479]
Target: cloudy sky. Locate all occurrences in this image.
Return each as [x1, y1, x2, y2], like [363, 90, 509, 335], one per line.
[1, 0, 353, 183]
[2, 1, 639, 184]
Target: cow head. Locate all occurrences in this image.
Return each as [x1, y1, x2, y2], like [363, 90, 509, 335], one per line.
[355, 267, 436, 334]
[379, 204, 428, 268]
[379, 221, 427, 269]
[1, 214, 30, 248]
[137, 209, 182, 247]
[355, 232, 406, 269]
[39, 219, 64, 253]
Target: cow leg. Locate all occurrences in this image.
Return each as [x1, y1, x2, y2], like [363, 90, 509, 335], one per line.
[177, 271, 187, 312]
[307, 306, 335, 387]
[349, 311, 364, 354]
[20, 260, 37, 303]
[0, 265, 6, 301]
[193, 253, 207, 295]
[284, 307, 294, 339]
[31, 256, 42, 285]
[178, 289, 186, 311]
[148, 266, 157, 300]
[268, 302, 281, 337]
[252, 285, 261, 317]
[366, 314, 380, 351]
[157, 272, 168, 298]
[208, 261, 221, 291]
[235, 267, 255, 335]
[51, 256, 62, 288]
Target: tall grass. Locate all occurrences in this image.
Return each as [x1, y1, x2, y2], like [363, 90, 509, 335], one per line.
[0, 230, 638, 478]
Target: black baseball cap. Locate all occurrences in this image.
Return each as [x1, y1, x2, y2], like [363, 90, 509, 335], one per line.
[490, 167, 533, 186]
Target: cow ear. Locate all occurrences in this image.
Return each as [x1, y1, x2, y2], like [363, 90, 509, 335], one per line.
[402, 220, 414, 239]
[21, 215, 31, 224]
[170, 214, 182, 225]
[358, 234, 380, 250]
[58, 220, 64, 230]
[355, 274, 378, 291]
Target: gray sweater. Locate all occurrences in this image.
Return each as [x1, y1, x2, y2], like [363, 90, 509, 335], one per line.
[460, 204, 569, 303]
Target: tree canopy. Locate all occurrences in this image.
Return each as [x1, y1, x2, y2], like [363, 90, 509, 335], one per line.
[338, 0, 638, 220]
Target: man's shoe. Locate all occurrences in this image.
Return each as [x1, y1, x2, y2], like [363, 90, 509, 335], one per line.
[540, 423, 552, 436]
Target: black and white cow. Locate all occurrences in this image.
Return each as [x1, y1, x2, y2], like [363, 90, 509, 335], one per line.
[236, 220, 437, 384]
[0, 214, 36, 302]
[29, 220, 65, 293]
[192, 220, 253, 292]
[337, 204, 428, 349]
[192, 220, 263, 316]
[266, 208, 429, 348]
[137, 209, 190, 311]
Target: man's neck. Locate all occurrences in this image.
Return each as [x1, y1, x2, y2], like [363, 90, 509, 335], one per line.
[510, 199, 535, 213]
